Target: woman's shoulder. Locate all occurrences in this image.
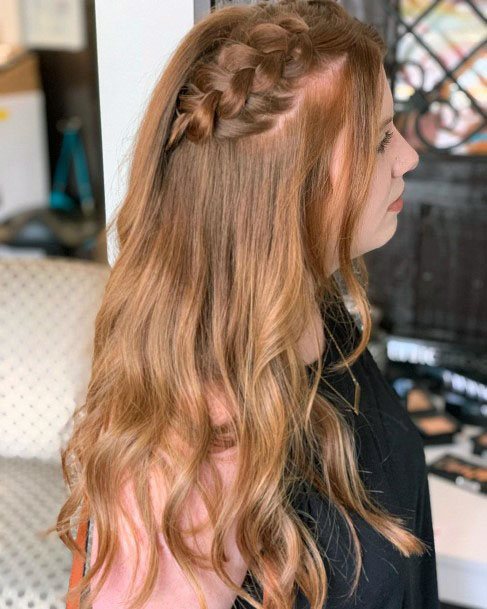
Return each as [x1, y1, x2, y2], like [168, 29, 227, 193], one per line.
[360, 344, 425, 457]
[290, 479, 408, 608]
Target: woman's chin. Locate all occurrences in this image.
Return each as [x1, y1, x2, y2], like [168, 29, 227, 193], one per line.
[354, 220, 399, 258]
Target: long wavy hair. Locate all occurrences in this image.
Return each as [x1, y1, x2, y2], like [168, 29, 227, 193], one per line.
[45, 1, 428, 608]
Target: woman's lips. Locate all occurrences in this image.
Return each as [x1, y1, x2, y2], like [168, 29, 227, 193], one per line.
[388, 196, 404, 212]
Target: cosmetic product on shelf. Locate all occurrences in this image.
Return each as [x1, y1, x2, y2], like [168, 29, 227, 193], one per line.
[411, 412, 462, 446]
[391, 377, 439, 414]
[405, 386, 438, 418]
[471, 431, 487, 459]
[444, 391, 487, 428]
[428, 453, 487, 495]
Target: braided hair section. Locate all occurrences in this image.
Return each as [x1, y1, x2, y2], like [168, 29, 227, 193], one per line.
[165, 9, 320, 150]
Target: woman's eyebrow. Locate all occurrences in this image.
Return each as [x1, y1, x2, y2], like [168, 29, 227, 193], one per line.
[380, 115, 394, 129]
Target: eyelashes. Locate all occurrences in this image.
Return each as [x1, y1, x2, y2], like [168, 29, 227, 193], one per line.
[377, 129, 393, 154]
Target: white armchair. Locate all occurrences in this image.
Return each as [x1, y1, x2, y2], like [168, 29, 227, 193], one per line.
[0, 256, 110, 609]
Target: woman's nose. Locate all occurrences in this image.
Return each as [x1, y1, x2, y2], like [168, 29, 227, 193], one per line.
[392, 137, 420, 178]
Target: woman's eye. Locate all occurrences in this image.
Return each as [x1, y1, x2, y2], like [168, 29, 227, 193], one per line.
[377, 129, 393, 154]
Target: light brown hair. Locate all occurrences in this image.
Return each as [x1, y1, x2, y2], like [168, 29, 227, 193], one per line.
[44, 1, 428, 608]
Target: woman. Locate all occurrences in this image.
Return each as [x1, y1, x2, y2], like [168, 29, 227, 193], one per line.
[54, 1, 439, 608]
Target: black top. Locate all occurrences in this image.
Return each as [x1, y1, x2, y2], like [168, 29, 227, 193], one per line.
[233, 299, 440, 609]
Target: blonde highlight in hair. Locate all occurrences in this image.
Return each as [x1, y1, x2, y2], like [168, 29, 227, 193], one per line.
[44, 2, 428, 608]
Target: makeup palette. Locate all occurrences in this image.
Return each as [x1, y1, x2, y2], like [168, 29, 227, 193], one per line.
[411, 412, 461, 445]
[472, 431, 487, 459]
[428, 454, 487, 495]
[405, 387, 438, 418]
[391, 377, 439, 417]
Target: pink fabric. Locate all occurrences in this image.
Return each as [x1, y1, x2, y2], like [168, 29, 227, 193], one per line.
[89, 447, 248, 608]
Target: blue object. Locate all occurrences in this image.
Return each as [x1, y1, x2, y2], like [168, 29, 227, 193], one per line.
[49, 117, 94, 215]
[392, 377, 415, 399]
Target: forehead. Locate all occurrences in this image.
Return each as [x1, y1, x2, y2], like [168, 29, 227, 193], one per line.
[380, 70, 394, 115]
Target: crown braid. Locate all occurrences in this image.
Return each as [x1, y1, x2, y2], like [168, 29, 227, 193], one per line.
[165, 11, 317, 151]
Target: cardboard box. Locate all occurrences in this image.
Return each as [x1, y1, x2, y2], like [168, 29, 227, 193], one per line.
[0, 49, 49, 222]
